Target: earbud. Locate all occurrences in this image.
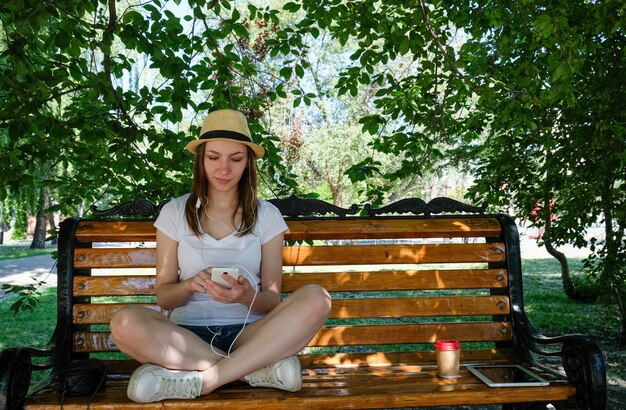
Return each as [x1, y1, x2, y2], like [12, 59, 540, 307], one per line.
[195, 197, 201, 208]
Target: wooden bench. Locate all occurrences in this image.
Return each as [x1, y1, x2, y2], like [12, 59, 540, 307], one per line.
[0, 197, 606, 409]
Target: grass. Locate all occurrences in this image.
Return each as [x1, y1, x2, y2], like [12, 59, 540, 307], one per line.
[521, 258, 622, 338]
[0, 242, 55, 261]
[0, 288, 57, 350]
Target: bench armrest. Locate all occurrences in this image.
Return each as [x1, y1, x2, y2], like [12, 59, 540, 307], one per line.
[511, 307, 606, 410]
[1, 348, 32, 410]
[0, 344, 63, 410]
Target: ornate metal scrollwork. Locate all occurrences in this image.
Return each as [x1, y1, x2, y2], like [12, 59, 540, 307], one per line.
[562, 338, 607, 410]
[90, 199, 170, 218]
[364, 197, 487, 216]
[269, 195, 359, 218]
[90, 196, 486, 219]
[0, 347, 32, 410]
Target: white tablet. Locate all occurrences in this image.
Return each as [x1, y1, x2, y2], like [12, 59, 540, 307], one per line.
[467, 365, 549, 387]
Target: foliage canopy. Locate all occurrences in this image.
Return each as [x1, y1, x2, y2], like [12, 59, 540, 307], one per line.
[1, 0, 625, 341]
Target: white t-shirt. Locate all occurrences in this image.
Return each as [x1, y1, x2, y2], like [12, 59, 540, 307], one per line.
[154, 193, 288, 326]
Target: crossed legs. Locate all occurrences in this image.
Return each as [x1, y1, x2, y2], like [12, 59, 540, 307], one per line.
[110, 284, 331, 395]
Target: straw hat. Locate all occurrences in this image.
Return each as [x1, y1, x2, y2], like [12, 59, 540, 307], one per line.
[185, 109, 265, 159]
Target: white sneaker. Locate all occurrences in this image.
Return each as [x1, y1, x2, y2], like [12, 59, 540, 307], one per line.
[127, 363, 202, 403]
[243, 355, 302, 392]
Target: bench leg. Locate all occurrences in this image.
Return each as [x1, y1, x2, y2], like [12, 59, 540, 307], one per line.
[0, 348, 32, 410]
[502, 401, 578, 410]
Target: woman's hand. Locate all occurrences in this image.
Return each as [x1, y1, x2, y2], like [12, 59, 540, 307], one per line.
[185, 268, 213, 294]
[204, 274, 255, 306]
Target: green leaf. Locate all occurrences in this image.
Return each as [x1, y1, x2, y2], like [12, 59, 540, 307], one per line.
[54, 28, 71, 48]
[295, 64, 305, 78]
[232, 8, 240, 21]
[233, 23, 248, 38]
[283, 2, 301, 12]
[278, 67, 293, 80]
[398, 36, 410, 55]
[123, 10, 144, 24]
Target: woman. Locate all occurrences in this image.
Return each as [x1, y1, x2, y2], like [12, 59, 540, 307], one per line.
[110, 109, 331, 403]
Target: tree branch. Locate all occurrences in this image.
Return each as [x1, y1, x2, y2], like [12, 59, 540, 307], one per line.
[416, 0, 475, 90]
[417, 0, 524, 95]
[103, 0, 136, 129]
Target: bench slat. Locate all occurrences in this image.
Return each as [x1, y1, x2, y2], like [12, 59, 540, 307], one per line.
[74, 242, 506, 269]
[283, 243, 506, 265]
[73, 322, 512, 352]
[73, 303, 159, 324]
[74, 276, 157, 296]
[72, 296, 510, 325]
[282, 269, 507, 292]
[283, 218, 502, 240]
[74, 248, 155, 269]
[74, 218, 502, 243]
[23, 367, 574, 410]
[101, 348, 522, 374]
[308, 322, 512, 346]
[75, 220, 156, 242]
[330, 296, 510, 318]
[72, 269, 508, 296]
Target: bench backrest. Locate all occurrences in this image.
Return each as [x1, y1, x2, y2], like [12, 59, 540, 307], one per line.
[53, 198, 522, 372]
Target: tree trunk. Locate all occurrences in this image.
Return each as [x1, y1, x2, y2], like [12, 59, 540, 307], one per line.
[543, 237, 574, 293]
[603, 210, 626, 347]
[47, 212, 57, 245]
[543, 207, 597, 302]
[30, 213, 47, 248]
[30, 187, 49, 249]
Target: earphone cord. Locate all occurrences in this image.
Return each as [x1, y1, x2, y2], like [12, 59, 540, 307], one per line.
[195, 196, 258, 358]
[204, 264, 259, 359]
[196, 195, 236, 233]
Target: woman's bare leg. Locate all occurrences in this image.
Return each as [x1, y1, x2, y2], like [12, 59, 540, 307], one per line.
[110, 306, 226, 370]
[111, 284, 331, 395]
[199, 284, 331, 393]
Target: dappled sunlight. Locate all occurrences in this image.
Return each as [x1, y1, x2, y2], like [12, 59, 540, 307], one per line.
[112, 221, 129, 232]
[310, 325, 345, 347]
[452, 220, 472, 232]
[336, 304, 351, 319]
[398, 245, 428, 263]
[121, 275, 157, 294]
[306, 351, 428, 371]
[336, 271, 369, 285]
[398, 365, 424, 372]
[436, 378, 460, 391]
[163, 328, 198, 368]
[283, 244, 312, 266]
[434, 268, 447, 291]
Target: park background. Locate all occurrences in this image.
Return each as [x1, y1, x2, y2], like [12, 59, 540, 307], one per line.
[0, 0, 625, 407]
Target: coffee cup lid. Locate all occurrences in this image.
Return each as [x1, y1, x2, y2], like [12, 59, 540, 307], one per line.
[434, 339, 461, 350]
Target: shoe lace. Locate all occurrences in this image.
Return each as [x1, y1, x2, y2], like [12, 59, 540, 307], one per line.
[247, 363, 282, 386]
[157, 375, 200, 399]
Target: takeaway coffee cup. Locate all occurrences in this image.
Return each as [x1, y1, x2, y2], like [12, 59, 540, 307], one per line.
[435, 339, 461, 378]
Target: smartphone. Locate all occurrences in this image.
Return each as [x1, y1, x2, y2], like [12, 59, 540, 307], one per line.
[211, 267, 240, 289]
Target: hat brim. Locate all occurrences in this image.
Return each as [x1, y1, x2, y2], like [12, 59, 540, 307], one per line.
[186, 138, 265, 159]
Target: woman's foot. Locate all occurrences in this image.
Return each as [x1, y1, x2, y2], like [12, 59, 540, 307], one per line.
[127, 363, 203, 402]
[242, 355, 302, 392]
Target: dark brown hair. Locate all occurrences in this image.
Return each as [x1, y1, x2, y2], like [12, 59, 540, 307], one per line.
[184, 143, 258, 237]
